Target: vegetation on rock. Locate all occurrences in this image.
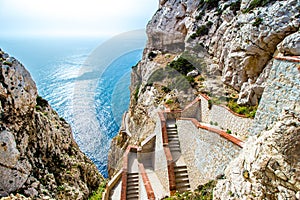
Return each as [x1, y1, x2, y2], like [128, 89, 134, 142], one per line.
[163, 180, 216, 200]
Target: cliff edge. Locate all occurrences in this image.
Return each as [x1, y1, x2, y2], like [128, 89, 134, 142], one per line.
[0, 49, 102, 199]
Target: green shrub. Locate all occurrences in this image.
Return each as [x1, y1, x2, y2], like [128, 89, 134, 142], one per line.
[198, 76, 205, 81]
[36, 95, 48, 108]
[196, 25, 209, 36]
[190, 25, 209, 40]
[60, 117, 66, 122]
[206, 21, 213, 28]
[242, 0, 276, 13]
[148, 51, 157, 60]
[226, 129, 232, 134]
[186, 76, 195, 83]
[227, 99, 257, 118]
[214, 122, 218, 126]
[165, 99, 174, 105]
[253, 17, 263, 27]
[205, 0, 219, 9]
[57, 185, 65, 191]
[230, 0, 241, 14]
[162, 86, 171, 93]
[196, 11, 205, 20]
[236, 106, 247, 115]
[134, 86, 140, 101]
[89, 181, 107, 200]
[168, 57, 195, 75]
[208, 99, 213, 109]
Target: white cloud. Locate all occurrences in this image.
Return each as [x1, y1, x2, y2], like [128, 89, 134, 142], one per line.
[0, 0, 158, 37]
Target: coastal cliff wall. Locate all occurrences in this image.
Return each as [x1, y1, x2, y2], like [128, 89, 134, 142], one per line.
[145, 0, 299, 105]
[0, 50, 102, 199]
[214, 56, 300, 199]
[109, 0, 300, 180]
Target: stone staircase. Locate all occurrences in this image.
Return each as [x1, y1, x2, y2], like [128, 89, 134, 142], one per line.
[126, 172, 139, 200]
[174, 165, 191, 193]
[166, 121, 181, 157]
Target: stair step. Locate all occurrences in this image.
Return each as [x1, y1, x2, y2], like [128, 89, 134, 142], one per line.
[169, 143, 180, 146]
[167, 130, 178, 133]
[127, 179, 139, 183]
[176, 177, 190, 183]
[127, 181, 139, 187]
[127, 193, 139, 199]
[175, 173, 189, 179]
[128, 173, 139, 176]
[175, 165, 188, 169]
[176, 182, 191, 188]
[127, 188, 139, 194]
[127, 176, 139, 180]
[170, 145, 181, 148]
[177, 187, 191, 193]
[168, 138, 179, 143]
[168, 137, 179, 140]
[175, 169, 188, 174]
[168, 135, 179, 139]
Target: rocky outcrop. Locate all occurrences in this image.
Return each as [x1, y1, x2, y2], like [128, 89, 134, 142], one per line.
[145, 0, 300, 105]
[277, 31, 300, 56]
[0, 49, 102, 199]
[214, 115, 300, 199]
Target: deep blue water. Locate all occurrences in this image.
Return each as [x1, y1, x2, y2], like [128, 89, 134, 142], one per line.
[0, 37, 143, 177]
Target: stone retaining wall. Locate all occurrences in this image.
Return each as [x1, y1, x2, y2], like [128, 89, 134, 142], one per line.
[176, 120, 241, 189]
[153, 114, 169, 192]
[250, 57, 300, 135]
[199, 94, 253, 140]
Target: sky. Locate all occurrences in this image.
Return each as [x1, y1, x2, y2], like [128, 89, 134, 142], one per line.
[0, 0, 158, 38]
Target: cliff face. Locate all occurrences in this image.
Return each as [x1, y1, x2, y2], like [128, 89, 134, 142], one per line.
[146, 0, 299, 105]
[119, 0, 299, 154]
[0, 50, 102, 199]
[214, 55, 300, 199]
[109, 0, 300, 198]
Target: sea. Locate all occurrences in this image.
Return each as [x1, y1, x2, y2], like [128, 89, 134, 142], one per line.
[0, 35, 145, 177]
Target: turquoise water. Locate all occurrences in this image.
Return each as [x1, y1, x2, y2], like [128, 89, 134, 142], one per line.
[0, 37, 143, 177]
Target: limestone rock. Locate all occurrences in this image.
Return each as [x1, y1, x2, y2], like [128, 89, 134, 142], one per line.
[146, 0, 199, 53]
[214, 116, 300, 199]
[0, 50, 103, 199]
[277, 31, 300, 56]
[144, 0, 300, 107]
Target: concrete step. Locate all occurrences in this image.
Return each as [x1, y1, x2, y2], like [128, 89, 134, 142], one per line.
[168, 137, 179, 140]
[169, 142, 180, 146]
[166, 123, 176, 128]
[176, 181, 191, 189]
[167, 127, 177, 132]
[127, 182, 139, 187]
[169, 143, 180, 146]
[127, 175, 139, 180]
[175, 173, 189, 179]
[177, 186, 191, 193]
[175, 169, 188, 174]
[167, 133, 178, 136]
[167, 134, 179, 138]
[127, 188, 139, 194]
[176, 177, 190, 183]
[128, 173, 139, 177]
[127, 193, 139, 199]
[127, 179, 139, 183]
[167, 129, 177, 133]
[175, 165, 188, 170]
